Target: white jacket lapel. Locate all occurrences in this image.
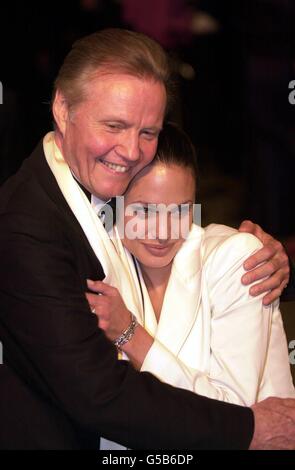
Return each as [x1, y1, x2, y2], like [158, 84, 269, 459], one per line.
[155, 225, 203, 356]
[43, 132, 142, 319]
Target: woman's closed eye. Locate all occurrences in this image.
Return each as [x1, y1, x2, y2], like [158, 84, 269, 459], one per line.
[127, 203, 192, 219]
[130, 204, 150, 217]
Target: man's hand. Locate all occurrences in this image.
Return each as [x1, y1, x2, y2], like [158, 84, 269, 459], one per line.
[250, 397, 295, 449]
[239, 220, 290, 305]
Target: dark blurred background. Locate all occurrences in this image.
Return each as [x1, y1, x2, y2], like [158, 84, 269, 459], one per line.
[0, 0, 294, 376]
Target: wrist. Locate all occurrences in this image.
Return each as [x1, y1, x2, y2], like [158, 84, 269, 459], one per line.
[122, 325, 154, 369]
[113, 312, 138, 350]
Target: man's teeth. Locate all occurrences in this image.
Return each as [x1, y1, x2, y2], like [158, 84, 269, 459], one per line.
[101, 160, 128, 173]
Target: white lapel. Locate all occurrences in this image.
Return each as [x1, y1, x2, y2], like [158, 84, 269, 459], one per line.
[134, 225, 204, 355]
[135, 265, 159, 336]
[43, 132, 143, 319]
[155, 224, 203, 356]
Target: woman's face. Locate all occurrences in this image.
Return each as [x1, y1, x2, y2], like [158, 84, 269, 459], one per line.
[122, 162, 196, 269]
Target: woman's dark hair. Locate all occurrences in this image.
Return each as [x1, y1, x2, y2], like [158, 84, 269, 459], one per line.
[155, 122, 199, 189]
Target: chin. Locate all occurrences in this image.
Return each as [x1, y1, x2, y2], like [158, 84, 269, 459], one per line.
[108, 184, 129, 198]
[144, 256, 173, 269]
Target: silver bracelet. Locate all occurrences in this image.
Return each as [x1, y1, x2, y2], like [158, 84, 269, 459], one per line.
[113, 313, 138, 350]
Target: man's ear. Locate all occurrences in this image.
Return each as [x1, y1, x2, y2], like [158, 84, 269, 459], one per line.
[52, 90, 69, 136]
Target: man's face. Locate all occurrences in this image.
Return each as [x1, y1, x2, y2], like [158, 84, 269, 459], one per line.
[54, 73, 166, 200]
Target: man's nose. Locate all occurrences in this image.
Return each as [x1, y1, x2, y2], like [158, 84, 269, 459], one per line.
[116, 131, 140, 162]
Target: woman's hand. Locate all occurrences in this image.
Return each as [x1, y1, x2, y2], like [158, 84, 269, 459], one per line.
[238, 220, 290, 305]
[85, 279, 132, 341]
[85, 279, 154, 368]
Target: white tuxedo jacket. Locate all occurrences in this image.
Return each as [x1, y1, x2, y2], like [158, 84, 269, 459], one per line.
[139, 224, 295, 406]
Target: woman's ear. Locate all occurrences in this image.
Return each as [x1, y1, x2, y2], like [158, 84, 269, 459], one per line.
[52, 89, 69, 137]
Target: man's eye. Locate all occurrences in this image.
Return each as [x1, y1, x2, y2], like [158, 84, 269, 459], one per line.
[106, 123, 122, 131]
[141, 130, 158, 140]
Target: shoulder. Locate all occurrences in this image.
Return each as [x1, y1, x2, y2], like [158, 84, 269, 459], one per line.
[0, 173, 63, 246]
[200, 225, 265, 314]
[0, 139, 70, 239]
[202, 223, 262, 259]
[201, 223, 263, 278]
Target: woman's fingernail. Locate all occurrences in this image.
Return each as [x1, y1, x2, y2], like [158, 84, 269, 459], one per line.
[87, 279, 94, 286]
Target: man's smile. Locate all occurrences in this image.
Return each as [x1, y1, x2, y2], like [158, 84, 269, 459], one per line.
[98, 159, 130, 174]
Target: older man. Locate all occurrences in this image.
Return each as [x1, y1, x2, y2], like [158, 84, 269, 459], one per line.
[0, 29, 294, 450]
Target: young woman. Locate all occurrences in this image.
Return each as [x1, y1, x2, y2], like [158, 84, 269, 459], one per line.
[87, 122, 294, 406]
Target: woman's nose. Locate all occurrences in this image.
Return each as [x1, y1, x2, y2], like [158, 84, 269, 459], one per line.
[147, 211, 171, 241]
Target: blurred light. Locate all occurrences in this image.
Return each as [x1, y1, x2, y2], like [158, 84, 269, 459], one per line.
[179, 63, 196, 80]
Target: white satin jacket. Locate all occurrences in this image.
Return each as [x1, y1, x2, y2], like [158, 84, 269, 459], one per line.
[138, 223, 295, 405]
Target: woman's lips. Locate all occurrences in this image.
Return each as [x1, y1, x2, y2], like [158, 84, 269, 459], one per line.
[141, 243, 172, 256]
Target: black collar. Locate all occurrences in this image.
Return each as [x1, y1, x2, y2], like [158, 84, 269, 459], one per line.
[71, 173, 91, 202]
